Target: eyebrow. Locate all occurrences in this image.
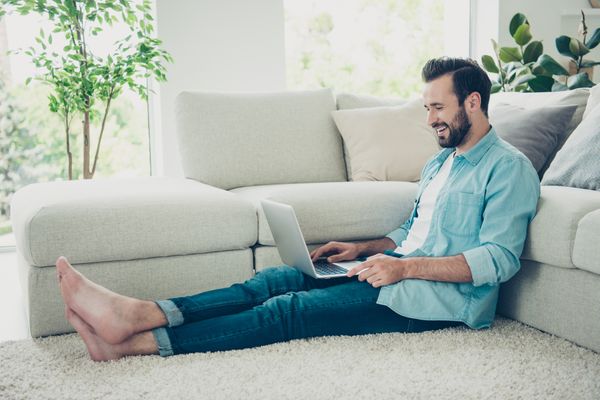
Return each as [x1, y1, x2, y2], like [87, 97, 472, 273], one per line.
[424, 102, 444, 108]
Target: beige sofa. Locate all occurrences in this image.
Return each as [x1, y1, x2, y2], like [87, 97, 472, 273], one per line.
[11, 88, 600, 354]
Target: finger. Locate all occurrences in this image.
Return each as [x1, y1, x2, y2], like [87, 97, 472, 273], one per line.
[358, 266, 377, 281]
[311, 243, 341, 261]
[328, 251, 352, 263]
[347, 261, 370, 277]
[348, 257, 377, 277]
[310, 245, 331, 261]
[361, 263, 382, 282]
[371, 278, 385, 288]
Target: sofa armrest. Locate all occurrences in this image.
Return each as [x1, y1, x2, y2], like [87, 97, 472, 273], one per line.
[522, 186, 600, 268]
[10, 177, 257, 267]
[573, 209, 600, 274]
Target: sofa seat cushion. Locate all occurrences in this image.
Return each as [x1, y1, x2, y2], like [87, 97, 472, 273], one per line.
[231, 181, 418, 245]
[11, 178, 257, 267]
[573, 209, 600, 275]
[522, 186, 600, 269]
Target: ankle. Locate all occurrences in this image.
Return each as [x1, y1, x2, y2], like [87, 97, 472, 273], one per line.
[118, 331, 159, 357]
[139, 300, 168, 330]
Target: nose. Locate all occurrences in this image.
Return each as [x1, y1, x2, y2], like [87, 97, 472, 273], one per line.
[426, 109, 437, 127]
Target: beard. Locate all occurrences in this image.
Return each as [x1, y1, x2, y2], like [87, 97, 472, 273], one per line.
[433, 106, 472, 148]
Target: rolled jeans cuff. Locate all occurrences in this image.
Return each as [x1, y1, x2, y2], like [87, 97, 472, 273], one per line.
[155, 299, 184, 327]
[152, 327, 174, 357]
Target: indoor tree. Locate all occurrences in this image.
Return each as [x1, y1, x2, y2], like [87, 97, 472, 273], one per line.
[0, 0, 172, 179]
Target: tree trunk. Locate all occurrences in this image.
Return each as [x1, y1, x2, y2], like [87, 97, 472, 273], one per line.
[64, 113, 73, 180]
[0, 18, 12, 84]
[83, 110, 92, 179]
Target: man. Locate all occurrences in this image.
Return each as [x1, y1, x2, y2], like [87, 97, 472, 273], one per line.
[56, 57, 540, 361]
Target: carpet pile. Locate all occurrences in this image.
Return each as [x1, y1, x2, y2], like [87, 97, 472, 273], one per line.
[1, 318, 599, 399]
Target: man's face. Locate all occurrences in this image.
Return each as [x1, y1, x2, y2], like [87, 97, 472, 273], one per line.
[423, 74, 472, 148]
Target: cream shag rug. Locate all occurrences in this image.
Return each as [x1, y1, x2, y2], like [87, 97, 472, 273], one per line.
[1, 318, 599, 400]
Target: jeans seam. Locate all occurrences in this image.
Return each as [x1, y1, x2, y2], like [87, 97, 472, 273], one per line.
[173, 285, 305, 320]
[174, 295, 380, 346]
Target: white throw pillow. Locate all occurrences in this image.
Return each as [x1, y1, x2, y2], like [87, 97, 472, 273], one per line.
[331, 99, 439, 182]
[582, 84, 600, 120]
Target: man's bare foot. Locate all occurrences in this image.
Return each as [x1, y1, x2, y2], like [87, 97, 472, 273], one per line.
[66, 307, 160, 362]
[66, 307, 124, 361]
[56, 256, 167, 344]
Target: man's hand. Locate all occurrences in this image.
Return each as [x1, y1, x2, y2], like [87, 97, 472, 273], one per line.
[347, 254, 407, 288]
[310, 241, 361, 263]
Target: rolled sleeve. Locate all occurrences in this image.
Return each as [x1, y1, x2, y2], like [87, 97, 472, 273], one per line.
[462, 157, 540, 287]
[463, 246, 497, 287]
[386, 219, 411, 246]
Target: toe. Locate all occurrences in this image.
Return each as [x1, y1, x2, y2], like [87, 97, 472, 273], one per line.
[56, 256, 71, 277]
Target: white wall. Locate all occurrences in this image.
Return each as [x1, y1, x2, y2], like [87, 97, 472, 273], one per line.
[152, 0, 285, 177]
[152, 0, 598, 176]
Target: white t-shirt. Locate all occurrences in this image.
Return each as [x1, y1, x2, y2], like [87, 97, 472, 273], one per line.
[395, 152, 455, 255]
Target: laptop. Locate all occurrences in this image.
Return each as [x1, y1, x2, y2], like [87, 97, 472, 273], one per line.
[261, 199, 365, 279]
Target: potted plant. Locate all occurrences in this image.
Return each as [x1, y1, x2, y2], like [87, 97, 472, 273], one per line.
[555, 10, 600, 86]
[482, 11, 599, 92]
[0, 0, 173, 179]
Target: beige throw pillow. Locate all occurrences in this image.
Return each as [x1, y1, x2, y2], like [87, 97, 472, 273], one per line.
[331, 99, 439, 182]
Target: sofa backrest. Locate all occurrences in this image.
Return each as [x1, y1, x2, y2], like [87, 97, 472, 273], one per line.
[175, 89, 347, 190]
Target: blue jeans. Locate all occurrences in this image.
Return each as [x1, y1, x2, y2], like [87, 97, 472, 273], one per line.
[151, 266, 463, 356]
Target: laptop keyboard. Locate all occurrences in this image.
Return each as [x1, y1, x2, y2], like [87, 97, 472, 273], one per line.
[314, 260, 348, 276]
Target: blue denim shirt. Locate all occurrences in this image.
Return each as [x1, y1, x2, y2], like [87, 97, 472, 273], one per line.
[377, 127, 540, 329]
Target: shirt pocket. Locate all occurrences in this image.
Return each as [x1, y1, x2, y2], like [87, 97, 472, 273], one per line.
[441, 191, 484, 237]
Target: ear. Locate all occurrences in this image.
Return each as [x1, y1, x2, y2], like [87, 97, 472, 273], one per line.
[465, 92, 482, 113]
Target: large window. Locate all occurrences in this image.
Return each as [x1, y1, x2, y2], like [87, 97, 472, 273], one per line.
[0, 10, 151, 248]
[284, 0, 470, 97]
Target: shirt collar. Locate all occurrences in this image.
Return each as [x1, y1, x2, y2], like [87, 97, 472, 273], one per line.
[434, 126, 498, 167]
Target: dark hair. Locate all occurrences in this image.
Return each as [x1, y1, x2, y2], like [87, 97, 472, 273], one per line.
[422, 57, 491, 117]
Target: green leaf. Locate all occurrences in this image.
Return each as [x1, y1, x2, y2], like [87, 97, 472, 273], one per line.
[506, 67, 519, 83]
[567, 72, 594, 89]
[509, 13, 528, 37]
[513, 23, 532, 46]
[513, 84, 529, 93]
[523, 41, 543, 64]
[536, 54, 568, 76]
[569, 38, 589, 57]
[551, 82, 568, 92]
[585, 28, 600, 50]
[491, 39, 499, 56]
[513, 73, 536, 87]
[499, 47, 522, 63]
[491, 83, 502, 93]
[580, 60, 600, 68]
[528, 76, 555, 92]
[556, 36, 577, 59]
[25, 77, 32, 85]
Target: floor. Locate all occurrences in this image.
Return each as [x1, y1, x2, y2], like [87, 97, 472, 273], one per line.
[0, 250, 30, 342]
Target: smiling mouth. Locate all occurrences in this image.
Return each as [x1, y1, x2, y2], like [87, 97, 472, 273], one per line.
[434, 125, 448, 136]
